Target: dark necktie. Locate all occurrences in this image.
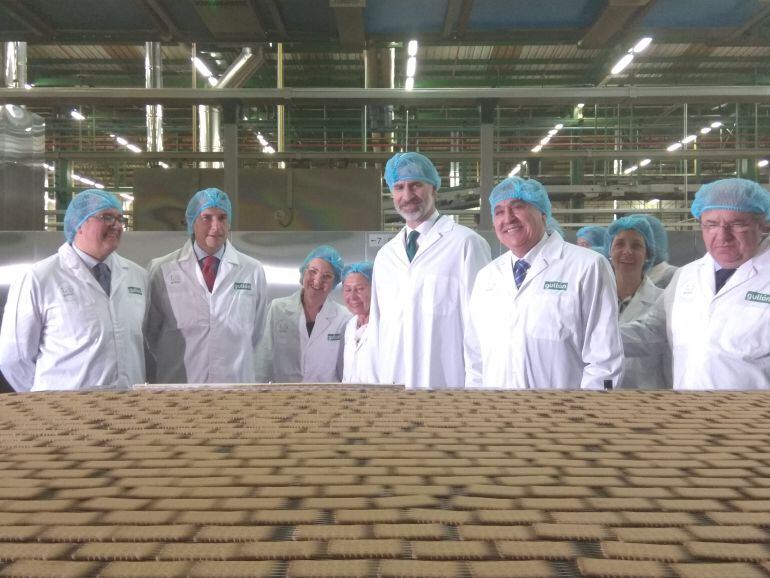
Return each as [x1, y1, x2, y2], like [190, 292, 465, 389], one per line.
[714, 268, 736, 293]
[202, 255, 219, 293]
[513, 259, 530, 288]
[92, 262, 111, 296]
[406, 230, 420, 262]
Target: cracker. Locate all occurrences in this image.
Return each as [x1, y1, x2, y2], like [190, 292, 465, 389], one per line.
[2, 499, 77, 512]
[287, 559, 372, 578]
[476, 510, 546, 524]
[707, 512, 770, 526]
[0, 560, 99, 578]
[463, 485, 526, 498]
[293, 524, 368, 540]
[686, 525, 768, 542]
[239, 541, 322, 559]
[621, 512, 698, 526]
[0, 543, 74, 560]
[335, 509, 403, 523]
[600, 541, 689, 562]
[98, 560, 192, 577]
[326, 538, 403, 558]
[656, 499, 726, 512]
[251, 510, 321, 525]
[195, 525, 275, 542]
[177, 511, 249, 525]
[530, 485, 593, 498]
[587, 498, 655, 511]
[732, 500, 770, 513]
[187, 561, 277, 577]
[551, 511, 625, 526]
[79, 497, 150, 511]
[495, 540, 579, 560]
[0, 526, 43, 541]
[458, 525, 534, 541]
[111, 524, 196, 542]
[373, 495, 438, 509]
[71, 542, 160, 561]
[468, 560, 556, 578]
[324, 485, 385, 497]
[672, 562, 767, 578]
[156, 543, 239, 560]
[684, 541, 769, 561]
[373, 524, 446, 540]
[380, 559, 462, 578]
[613, 527, 691, 544]
[451, 496, 514, 510]
[406, 508, 473, 525]
[153, 498, 221, 510]
[411, 540, 489, 560]
[576, 557, 669, 577]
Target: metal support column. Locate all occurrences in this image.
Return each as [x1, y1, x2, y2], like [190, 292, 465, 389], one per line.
[145, 42, 164, 158]
[479, 100, 495, 230]
[222, 104, 239, 228]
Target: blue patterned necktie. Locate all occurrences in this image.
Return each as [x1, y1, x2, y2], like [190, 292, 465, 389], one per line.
[714, 268, 736, 293]
[92, 262, 111, 296]
[406, 230, 420, 262]
[513, 259, 530, 288]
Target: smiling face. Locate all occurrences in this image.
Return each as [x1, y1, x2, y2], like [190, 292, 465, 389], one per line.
[342, 272, 372, 317]
[610, 229, 647, 280]
[493, 199, 546, 257]
[302, 258, 335, 302]
[193, 208, 229, 255]
[74, 208, 123, 261]
[392, 179, 437, 228]
[700, 209, 766, 269]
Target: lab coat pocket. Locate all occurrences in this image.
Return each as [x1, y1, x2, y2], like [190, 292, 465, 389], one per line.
[229, 285, 258, 328]
[421, 274, 459, 316]
[526, 289, 578, 341]
[166, 284, 207, 329]
[48, 291, 98, 339]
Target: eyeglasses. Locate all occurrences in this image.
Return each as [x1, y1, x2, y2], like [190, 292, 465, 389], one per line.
[93, 214, 127, 226]
[699, 220, 756, 233]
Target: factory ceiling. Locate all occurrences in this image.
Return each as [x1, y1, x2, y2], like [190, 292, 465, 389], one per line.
[1, 0, 770, 90]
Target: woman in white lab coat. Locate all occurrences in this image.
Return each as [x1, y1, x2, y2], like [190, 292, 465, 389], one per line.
[340, 261, 375, 383]
[255, 245, 350, 383]
[606, 215, 671, 389]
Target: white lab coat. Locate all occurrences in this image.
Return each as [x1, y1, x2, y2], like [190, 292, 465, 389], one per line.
[465, 233, 624, 389]
[369, 216, 492, 389]
[648, 261, 678, 289]
[0, 243, 147, 392]
[342, 316, 375, 383]
[145, 240, 268, 384]
[622, 240, 770, 389]
[255, 290, 350, 383]
[618, 276, 671, 389]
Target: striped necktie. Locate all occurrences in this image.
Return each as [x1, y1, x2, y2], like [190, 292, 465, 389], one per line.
[201, 255, 219, 292]
[513, 259, 530, 288]
[406, 230, 420, 262]
[92, 262, 111, 296]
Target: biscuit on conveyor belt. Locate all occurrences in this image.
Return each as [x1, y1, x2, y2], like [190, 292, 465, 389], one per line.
[576, 556, 669, 578]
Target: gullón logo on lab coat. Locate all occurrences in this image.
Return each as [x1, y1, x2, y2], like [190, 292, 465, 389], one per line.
[233, 282, 252, 291]
[128, 286, 143, 296]
[544, 281, 568, 291]
[327, 333, 342, 341]
[745, 291, 770, 304]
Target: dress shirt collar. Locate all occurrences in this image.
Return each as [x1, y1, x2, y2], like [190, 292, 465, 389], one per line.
[71, 243, 108, 270]
[193, 241, 226, 262]
[405, 211, 441, 245]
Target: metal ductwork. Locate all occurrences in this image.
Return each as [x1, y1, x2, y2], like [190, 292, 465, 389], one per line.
[3, 42, 27, 88]
[145, 42, 163, 154]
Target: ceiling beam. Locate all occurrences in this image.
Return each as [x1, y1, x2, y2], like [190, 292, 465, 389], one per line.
[0, 0, 56, 38]
[330, 0, 366, 50]
[134, 0, 183, 42]
[442, 0, 474, 40]
[260, 0, 287, 40]
[722, 0, 770, 43]
[580, 0, 655, 49]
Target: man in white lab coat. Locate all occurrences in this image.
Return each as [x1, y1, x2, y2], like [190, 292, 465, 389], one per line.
[0, 189, 147, 392]
[369, 152, 492, 389]
[145, 188, 268, 383]
[255, 245, 350, 383]
[622, 178, 770, 389]
[464, 177, 623, 389]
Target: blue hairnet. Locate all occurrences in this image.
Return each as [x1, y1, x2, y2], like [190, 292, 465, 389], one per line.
[63, 189, 122, 244]
[577, 225, 608, 248]
[186, 188, 233, 234]
[606, 215, 656, 272]
[488, 176, 552, 218]
[546, 216, 565, 239]
[638, 215, 669, 264]
[691, 178, 770, 220]
[384, 152, 441, 192]
[300, 245, 344, 287]
[342, 261, 373, 283]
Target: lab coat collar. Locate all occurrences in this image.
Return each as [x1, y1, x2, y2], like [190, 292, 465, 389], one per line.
[509, 232, 557, 290]
[58, 243, 126, 297]
[402, 213, 453, 264]
[701, 237, 770, 297]
[298, 290, 341, 346]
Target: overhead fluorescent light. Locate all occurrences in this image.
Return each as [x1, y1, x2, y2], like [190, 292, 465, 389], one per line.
[407, 40, 418, 57]
[126, 144, 142, 153]
[539, 136, 551, 146]
[610, 53, 634, 75]
[192, 57, 214, 78]
[404, 76, 414, 91]
[554, 123, 564, 130]
[700, 127, 712, 134]
[639, 158, 651, 167]
[406, 56, 417, 77]
[531, 144, 543, 153]
[710, 121, 722, 128]
[682, 134, 697, 144]
[623, 165, 638, 174]
[666, 142, 683, 151]
[508, 164, 521, 177]
[70, 110, 86, 121]
[116, 136, 128, 146]
[759, 159, 769, 168]
[632, 37, 653, 53]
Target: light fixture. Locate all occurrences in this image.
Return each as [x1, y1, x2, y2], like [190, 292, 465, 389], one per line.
[710, 121, 722, 128]
[116, 136, 128, 146]
[158, 161, 170, 169]
[682, 134, 697, 144]
[407, 40, 418, 57]
[119, 193, 134, 201]
[406, 56, 417, 77]
[576, 103, 585, 109]
[667, 142, 683, 151]
[632, 37, 653, 53]
[554, 123, 564, 130]
[531, 144, 543, 153]
[508, 164, 521, 177]
[700, 127, 712, 134]
[405, 76, 414, 91]
[126, 144, 142, 153]
[539, 136, 551, 146]
[639, 158, 651, 167]
[70, 109, 86, 121]
[623, 165, 639, 175]
[192, 56, 214, 78]
[547, 129, 558, 137]
[610, 53, 634, 75]
[759, 159, 769, 168]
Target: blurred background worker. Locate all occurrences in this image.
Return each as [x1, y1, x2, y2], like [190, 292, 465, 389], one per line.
[256, 245, 350, 383]
[605, 216, 671, 389]
[465, 177, 623, 389]
[341, 261, 375, 384]
[369, 152, 491, 389]
[623, 178, 770, 389]
[576, 225, 608, 253]
[145, 188, 267, 384]
[0, 189, 147, 391]
[641, 215, 678, 289]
